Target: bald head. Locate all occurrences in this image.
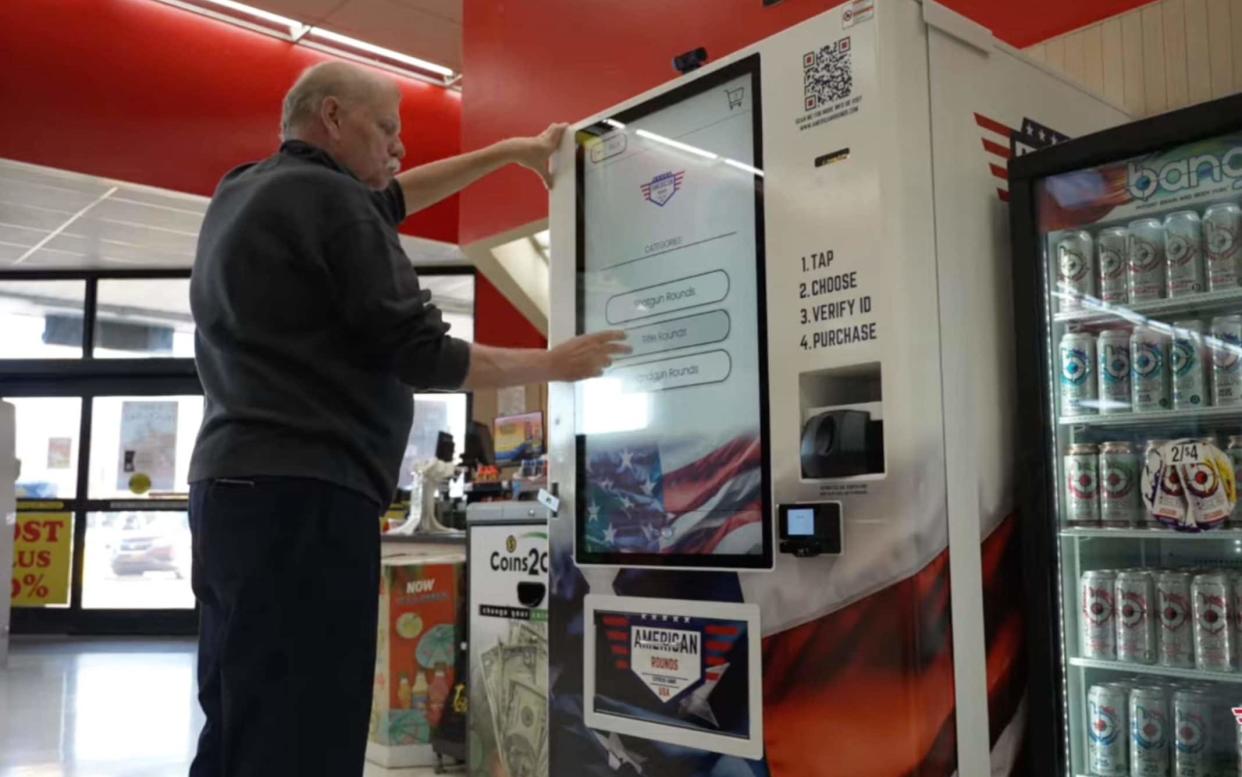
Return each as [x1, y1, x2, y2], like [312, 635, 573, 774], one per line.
[282, 62, 394, 140]
[280, 62, 406, 189]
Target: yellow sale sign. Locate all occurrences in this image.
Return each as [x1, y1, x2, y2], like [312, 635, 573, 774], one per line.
[11, 511, 72, 607]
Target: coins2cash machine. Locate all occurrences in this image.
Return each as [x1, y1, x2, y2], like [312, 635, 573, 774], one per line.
[541, 1, 1128, 775]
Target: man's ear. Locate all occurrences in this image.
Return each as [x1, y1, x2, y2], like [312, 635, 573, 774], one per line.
[320, 96, 343, 139]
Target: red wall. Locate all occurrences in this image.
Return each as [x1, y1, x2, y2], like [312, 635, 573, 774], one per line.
[474, 274, 546, 348]
[459, 0, 1156, 245]
[459, 0, 841, 245]
[0, 0, 461, 243]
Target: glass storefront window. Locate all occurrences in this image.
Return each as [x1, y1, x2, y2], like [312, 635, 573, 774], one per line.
[421, 274, 475, 343]
[94, 279, 194, 359]
[82, 511, 193, 609]
[399, 392, 469, 490]
[0, 280, 85, 358]
[88, 396, 203, 499]
[10, 397, 81, 499]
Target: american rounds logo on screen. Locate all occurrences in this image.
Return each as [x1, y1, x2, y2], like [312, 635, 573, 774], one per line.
[641, 171, 685, 207]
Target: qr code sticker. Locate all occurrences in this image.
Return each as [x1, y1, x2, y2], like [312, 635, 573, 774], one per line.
[802, 38, 852, 111]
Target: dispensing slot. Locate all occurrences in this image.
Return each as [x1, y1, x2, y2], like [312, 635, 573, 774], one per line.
[798, 363, 884, 478]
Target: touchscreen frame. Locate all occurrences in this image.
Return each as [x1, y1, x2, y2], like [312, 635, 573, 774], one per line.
[573, 54, 772, 570]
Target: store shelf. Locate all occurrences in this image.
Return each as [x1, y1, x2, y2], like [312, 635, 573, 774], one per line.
[1053, 287, 1242, 326]
[1059, 404, 1242, 428]
[1069, 656, 1242, 684]
[1061, 527, 1242, 540]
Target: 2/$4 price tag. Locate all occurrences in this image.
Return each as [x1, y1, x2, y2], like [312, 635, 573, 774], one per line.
[1141, 439, 1237, 532]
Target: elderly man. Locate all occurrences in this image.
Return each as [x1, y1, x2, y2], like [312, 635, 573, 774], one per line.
[188, 61, 624, 776]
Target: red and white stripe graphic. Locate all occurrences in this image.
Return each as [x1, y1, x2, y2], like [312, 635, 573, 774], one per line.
[975, 113, 1015, 203]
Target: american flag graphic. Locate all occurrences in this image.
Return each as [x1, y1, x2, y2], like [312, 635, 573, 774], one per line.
[975, 113, 1070, 203]
[583, 434, 764, 556]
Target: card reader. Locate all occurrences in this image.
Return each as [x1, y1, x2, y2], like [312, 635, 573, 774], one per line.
[778, 502, 843, 557]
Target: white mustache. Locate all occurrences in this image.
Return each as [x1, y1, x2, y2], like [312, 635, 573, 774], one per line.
[387, 160, 400, 175]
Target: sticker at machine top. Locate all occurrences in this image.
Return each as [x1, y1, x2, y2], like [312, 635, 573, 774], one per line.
[843, 0, 875, 28]
[583, 595, 763, 759]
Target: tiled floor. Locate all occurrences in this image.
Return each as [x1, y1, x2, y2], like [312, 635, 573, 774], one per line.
[0, 638, 446, 777]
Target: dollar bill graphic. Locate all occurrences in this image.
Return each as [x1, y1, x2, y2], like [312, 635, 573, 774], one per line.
[476, 621, 549, 776]
[502, 678, 547, 777]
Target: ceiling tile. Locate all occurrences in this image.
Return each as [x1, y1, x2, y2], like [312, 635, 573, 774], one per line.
[323, 0, 461, 72]
[241, 0, 349, 24]
[0, 159, 460, 275]
[109, 187, 208, 214]
[0, 244, 28, 264]
[0, 178, 110, 213]
[61, 218, 199, 256]
[385, 0, 460, 24]
[0, 201, 74, 232]
[0, 223, 47, 249]
[92, 198, 205, 236]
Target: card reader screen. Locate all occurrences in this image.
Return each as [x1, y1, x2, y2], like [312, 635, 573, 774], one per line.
[787, 508, 815, 537]
[573, 55, 771, 570]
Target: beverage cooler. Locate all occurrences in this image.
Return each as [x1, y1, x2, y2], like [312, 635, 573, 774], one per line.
[1010, 93, 1242, 777]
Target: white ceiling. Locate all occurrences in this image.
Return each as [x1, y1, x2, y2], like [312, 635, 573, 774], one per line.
[0, 157, 466, 271]
[0, 157, 472, 318]
[0, 160, 207, 271]
[248, 0, 462, 74]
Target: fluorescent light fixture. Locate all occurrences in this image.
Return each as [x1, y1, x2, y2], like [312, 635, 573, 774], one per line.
[724, 158, 765, 177]
[635, 129, 718, 160]
[604, 118, 626, 130]
[151, 0, 456, 85]
[307, 27, 454, 77]
[196, 0, 300, 31]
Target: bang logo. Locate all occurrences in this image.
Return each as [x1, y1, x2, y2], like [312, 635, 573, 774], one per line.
[1128, 146, 1242, 200]
[1088, 701, 1120, 746]
[641, 170, 685, 206]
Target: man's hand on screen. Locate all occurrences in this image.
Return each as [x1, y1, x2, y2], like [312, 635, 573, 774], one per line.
[548, 331, 630, 382]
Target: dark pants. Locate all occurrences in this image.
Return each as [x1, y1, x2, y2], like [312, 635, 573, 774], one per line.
[188, 477, 381, 777]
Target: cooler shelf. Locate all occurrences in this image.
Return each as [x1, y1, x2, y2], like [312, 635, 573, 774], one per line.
[1058, 404, 1242, 428]
[1053, 286, 1242, 326]
[1069, 656, 1242, 684]
[1061, 528, 1242, 540]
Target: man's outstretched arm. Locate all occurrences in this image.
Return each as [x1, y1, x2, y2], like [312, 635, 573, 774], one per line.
[461, 331, 630, 390]
[396, 123, 568, 216]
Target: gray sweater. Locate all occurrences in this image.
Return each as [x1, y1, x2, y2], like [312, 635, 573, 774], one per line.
[189, 140, 471, 507]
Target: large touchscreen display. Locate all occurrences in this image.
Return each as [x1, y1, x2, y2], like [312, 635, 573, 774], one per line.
[575, 55, 770, 569]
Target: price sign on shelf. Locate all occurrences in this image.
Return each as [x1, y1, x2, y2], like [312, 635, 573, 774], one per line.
[10, 511, 72, 607]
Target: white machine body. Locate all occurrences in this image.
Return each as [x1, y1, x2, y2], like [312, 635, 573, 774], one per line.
[545, 2, 1129, 774]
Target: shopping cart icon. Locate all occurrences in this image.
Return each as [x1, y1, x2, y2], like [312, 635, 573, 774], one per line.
[726, 87, 745, 109]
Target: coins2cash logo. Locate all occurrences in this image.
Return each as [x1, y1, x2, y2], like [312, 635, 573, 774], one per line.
[490, 534, 549, 577]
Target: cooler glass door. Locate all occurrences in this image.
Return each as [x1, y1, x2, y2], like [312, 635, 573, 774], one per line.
[1038, 130, 1242, 777]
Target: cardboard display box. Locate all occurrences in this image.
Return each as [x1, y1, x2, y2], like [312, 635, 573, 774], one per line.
[367, 550, 466, 768]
